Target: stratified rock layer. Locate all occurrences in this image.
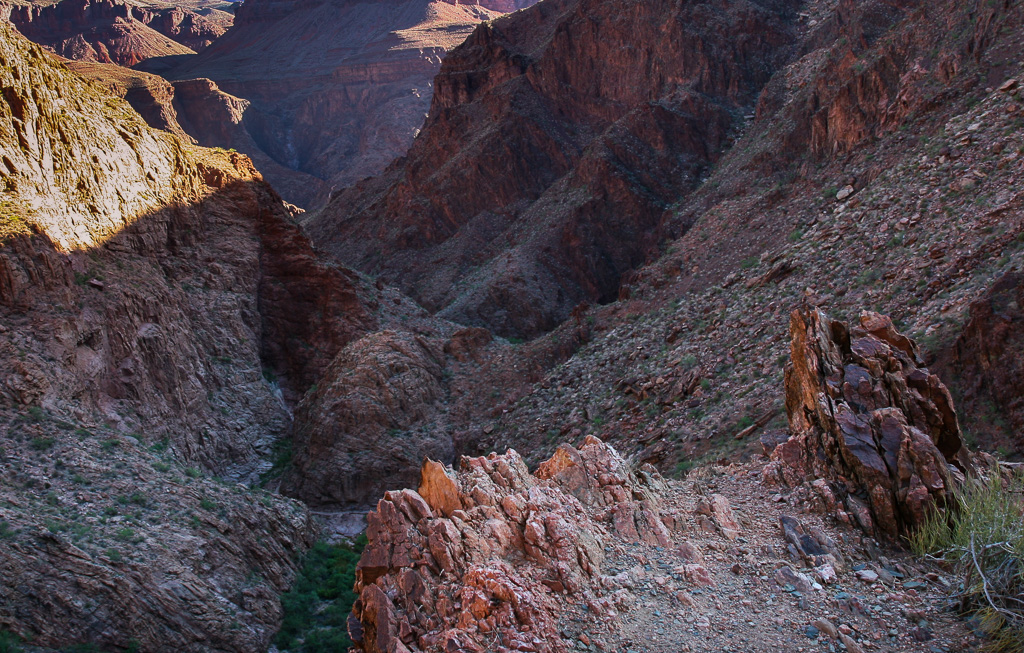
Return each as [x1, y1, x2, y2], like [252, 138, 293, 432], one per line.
[5, 0, 232, 65]
[350, 436, 680, 652]
[0, 25, 328, 652]
[764, 308, 970, 538]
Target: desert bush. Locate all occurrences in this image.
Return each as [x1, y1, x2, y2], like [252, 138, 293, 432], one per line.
[911, 469, 1024, 652]
[275, 535, 368, 651]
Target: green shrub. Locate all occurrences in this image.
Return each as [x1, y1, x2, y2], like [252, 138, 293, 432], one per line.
[0, 630, 22, 653]
[911, 469, 1024, 652]
[30, 437, 54, 451]
[275, 536, 367, 651]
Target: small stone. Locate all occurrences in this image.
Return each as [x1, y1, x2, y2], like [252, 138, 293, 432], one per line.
[840, 633, 865, 653]
[812, 618, 838, 639]
[855, 569, 878, 583]
[836, 185, 855, 201]
[998, 78, 1019, 92]
[805, 625, 819, 639]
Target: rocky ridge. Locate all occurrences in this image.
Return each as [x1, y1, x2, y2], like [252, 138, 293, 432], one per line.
[350, 434, 980, 652]
[3, 0, 232, 65]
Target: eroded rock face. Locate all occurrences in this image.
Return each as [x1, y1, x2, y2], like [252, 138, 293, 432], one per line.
[937, 272, 1024, 456]
[5, 0, 232, 66]
[764, 308, 971, 538]
[282, 331, 449, 506]
[0, 26, 328, 651]
[308, 0, 800, 337]
[349, 436, 680, 652]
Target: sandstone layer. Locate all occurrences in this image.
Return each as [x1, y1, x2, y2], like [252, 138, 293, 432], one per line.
[307, 0, 801, 338]
[159, 0, 529, 208]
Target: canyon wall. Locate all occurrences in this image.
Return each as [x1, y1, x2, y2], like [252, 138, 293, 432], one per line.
[5, 0, 232, 65]
[158, 0, 533, 208]
[307, 0, 802, 338]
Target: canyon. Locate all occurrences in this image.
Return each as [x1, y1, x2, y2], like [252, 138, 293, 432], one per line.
[147, 0, 538, 207]
[1, 0, 1024, 649]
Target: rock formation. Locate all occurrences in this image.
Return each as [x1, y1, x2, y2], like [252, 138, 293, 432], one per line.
[63, 60, 196, 142]
[158, 0, 531, 207]
[0, 24, 328, 650]
[937, 272, 1024, 456]
[350, 436, 680, 652]
[306, 0, 801, 338]
[5, 0, 232, 66]
[764, 308, 972, 538]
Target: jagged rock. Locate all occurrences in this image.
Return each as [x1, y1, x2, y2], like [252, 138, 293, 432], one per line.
[694, 494, 741, 540]
[764, 308, 971, 538]
[350, 437, 678, 652]
[780, 515, 845, 571]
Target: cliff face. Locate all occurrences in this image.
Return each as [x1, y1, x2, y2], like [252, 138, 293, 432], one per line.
[159, 0, 535, 208]
[306, 0, 801, 338]
[0, 25, 361, 650]
[5, 0, 232, 65]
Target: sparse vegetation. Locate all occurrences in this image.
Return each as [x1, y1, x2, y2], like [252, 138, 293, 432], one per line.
[0, 629, 23, 653]
[912, 469, 1024, 652]
[274, 536, 368, 652]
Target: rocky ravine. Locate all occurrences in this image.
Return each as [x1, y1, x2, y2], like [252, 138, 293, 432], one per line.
[0, 27, 567, 651]
[307, 0, 801, 338]
[152, 0, 537, 208]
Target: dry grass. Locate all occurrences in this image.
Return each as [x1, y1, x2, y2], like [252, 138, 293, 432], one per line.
[912, 468, 1024, 652]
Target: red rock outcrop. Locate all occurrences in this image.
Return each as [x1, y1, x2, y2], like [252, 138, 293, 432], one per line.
[764, 308, 972, 539]
[160, 0, 529, 207]
[307, 0, 801, 338]
[936, 272, 1024, 457]
[349, 436, 680, 652]
[5, 0, 231, 66]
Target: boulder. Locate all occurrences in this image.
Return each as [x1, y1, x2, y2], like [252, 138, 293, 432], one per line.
[764, 308, 972, 538]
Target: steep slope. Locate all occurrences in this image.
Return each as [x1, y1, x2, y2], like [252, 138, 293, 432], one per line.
[342, 2, 1024, 648]
[62, 60, 196, 141]
[5, 0, 232, 65]
[0, 23, 330, 651]
[157, 0, 536, 207]
[478, 0, 1024, 475]
[306, 0, 801, 338]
